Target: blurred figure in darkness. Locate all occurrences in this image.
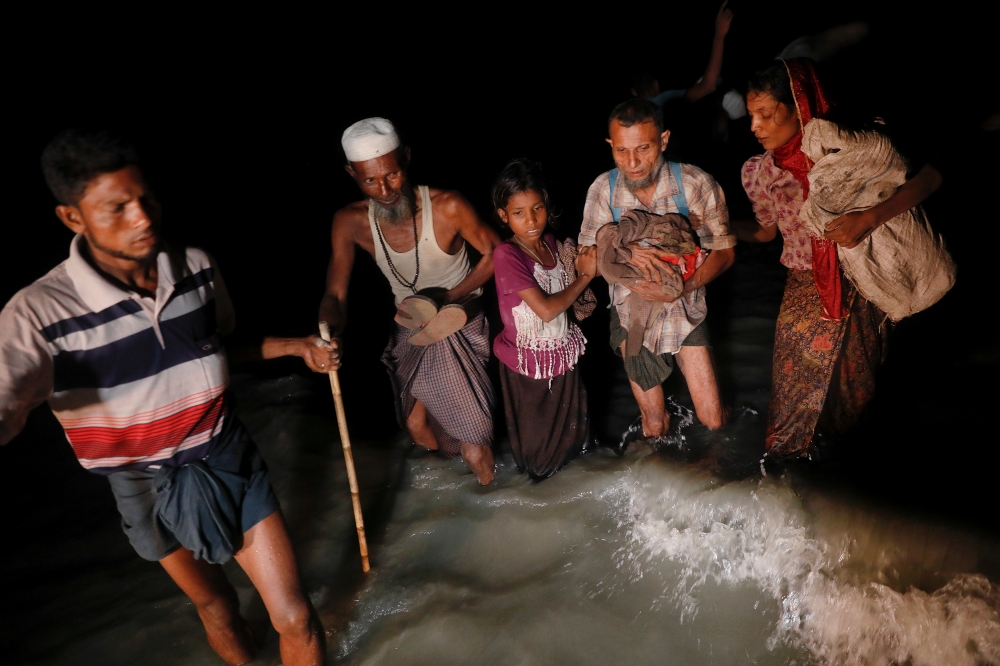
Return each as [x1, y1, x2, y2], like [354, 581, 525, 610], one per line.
[776, 21, 869, 62]
[631, 1, 736, 112]
[630, 2, 748, 212]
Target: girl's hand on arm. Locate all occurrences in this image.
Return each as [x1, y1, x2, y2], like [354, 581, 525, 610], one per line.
[575, 245, 598, 278]
[517, 259, 595, 323]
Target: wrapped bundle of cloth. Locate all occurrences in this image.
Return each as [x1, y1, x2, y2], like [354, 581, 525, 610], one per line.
[800, 118, 956, 321]
[556, 238, 598, 321]
[596, 209, 702, 356]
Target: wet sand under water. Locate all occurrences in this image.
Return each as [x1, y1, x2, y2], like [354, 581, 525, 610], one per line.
[4, 246, 999, 666]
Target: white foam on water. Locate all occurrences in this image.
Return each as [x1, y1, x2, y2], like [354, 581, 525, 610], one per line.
[610, 459, 1000, 666]
[338, 578, 437, 657]
[17, 373, 997, 665]
[337, 443, 999, 666]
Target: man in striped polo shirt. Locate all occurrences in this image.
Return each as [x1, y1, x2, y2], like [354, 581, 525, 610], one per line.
[0, 130, 332, 665]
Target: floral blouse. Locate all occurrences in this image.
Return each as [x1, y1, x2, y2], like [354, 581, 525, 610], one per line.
[741, 152, 814, 271]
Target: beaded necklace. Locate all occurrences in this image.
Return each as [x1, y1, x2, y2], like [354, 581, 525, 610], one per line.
[374, 213, 419, 294]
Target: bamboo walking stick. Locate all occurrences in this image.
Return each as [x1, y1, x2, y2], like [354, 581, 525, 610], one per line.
[318, 321, 370, 572]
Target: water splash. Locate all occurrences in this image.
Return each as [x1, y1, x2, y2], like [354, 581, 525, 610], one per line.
[609, 463, 1000, 666]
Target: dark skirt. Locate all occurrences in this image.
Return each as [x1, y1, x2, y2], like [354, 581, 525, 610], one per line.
[500, 364, 589, 479]
[766, 269, 890, 458]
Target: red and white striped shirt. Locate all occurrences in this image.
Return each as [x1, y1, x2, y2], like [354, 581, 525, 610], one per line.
[0, 235, 235, 473]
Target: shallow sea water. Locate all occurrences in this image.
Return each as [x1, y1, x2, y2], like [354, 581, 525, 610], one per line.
[7, 259, 999, 666]
[337, 442, 1000, 666]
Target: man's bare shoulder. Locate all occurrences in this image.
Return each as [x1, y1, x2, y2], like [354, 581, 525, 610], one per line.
[333, 199, 369, 224]
[331, 200, 371, 237]
[428, 187, 476, 220]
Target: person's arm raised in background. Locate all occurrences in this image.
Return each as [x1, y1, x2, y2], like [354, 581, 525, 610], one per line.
[685, 1, 734, 103]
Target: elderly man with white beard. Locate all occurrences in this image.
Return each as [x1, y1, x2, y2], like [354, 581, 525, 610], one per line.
[319, 118, 500, 484]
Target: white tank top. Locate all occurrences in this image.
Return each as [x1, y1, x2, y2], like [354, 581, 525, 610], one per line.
[369, 185, 479, 307]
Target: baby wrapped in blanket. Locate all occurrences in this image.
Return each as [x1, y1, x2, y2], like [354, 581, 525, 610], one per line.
[596, 209, 703, 356]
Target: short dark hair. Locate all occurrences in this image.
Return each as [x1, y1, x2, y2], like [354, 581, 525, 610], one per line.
[747, 62, 795, 110]
[41, 129, 140, 205]
[608, 98, 664, 135]
[491, 158, 559, 228]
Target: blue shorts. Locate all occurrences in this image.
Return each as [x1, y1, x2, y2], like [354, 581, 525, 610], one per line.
[107, 416, 280, 562]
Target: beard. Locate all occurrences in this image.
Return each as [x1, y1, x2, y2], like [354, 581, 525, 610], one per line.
[622, 156, 665, 193]
[371, 183, 416, 226]
[86, 231, 162, 263]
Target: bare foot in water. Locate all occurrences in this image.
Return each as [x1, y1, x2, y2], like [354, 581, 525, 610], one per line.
[160, 549, 258, 666]
[644, 413, 670, 438]
[461, 442, 495, 485]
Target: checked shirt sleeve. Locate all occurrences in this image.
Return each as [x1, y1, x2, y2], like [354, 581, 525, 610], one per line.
[684, 164, 736, 251]
[578, 173, 614, 247]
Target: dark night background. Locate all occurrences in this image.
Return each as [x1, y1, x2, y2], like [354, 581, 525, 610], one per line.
[2, 3, 998, 640]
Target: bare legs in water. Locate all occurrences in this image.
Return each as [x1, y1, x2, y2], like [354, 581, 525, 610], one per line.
[622, 342, 727, 438]
[160, 512, 324, 666]
[406, 399, 495, 484]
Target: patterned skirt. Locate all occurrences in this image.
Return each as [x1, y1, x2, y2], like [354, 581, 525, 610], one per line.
[382, 312, 495, 457]
[766, 269, 890, 458]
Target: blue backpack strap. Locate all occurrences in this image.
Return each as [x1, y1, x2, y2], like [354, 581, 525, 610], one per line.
[668, 161, 688, 218]
[608, 168, 622, 223]
[606, 168, 623, 309]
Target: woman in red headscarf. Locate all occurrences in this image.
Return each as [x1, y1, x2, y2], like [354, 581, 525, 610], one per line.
[738, 59, 943, 460]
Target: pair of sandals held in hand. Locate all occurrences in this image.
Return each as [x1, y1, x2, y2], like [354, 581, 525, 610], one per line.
[394, 294, 467, 346]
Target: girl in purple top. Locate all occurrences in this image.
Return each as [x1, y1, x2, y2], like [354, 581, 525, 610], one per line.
[491, 159, 598, 479]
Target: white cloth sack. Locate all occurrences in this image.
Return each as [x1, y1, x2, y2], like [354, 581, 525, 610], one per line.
[800, 118, 955, 321]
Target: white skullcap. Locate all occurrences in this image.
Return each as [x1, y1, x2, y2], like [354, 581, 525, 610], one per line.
[341, 117, 400, 163]
[721, 89, 747, 120]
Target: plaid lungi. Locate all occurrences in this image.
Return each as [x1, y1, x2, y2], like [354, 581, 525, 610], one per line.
[382, 311, 494, 456]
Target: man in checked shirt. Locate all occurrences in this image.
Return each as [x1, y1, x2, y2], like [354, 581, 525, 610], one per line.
[579, 99, 736, 452]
